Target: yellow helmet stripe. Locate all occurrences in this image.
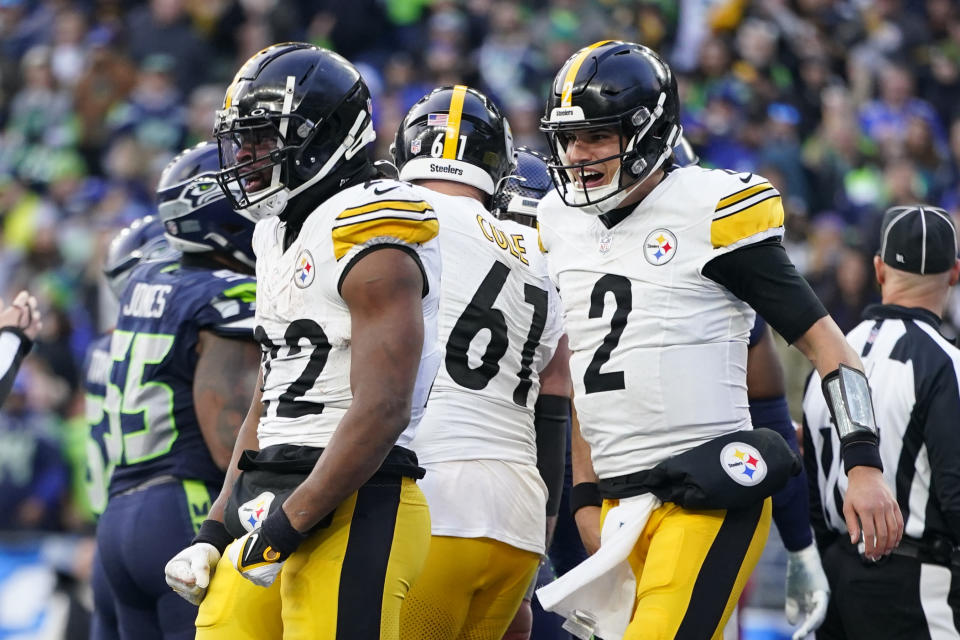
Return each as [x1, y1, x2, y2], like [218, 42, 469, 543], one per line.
[561, 40, 612, 107]
[442, 85, 469, 160]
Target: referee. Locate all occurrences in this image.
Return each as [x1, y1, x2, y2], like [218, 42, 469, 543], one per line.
[0, 290, 42, 405]
[802, 204, 960, 639]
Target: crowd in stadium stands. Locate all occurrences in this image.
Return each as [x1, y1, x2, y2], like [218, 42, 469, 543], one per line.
[0, 0, 958, 630]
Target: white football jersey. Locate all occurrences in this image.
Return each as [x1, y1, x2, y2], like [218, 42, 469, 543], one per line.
[253, 179, 442, 450]
[411, 193, 564, 467]
[538, 166, 785, 478]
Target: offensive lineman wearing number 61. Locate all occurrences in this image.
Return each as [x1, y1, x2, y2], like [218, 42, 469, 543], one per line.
[533, 40, 904, 640]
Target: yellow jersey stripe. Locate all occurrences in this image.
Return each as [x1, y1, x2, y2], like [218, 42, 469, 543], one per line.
[715, 182, 774, 212]
[442, 85, 469, 159]
[710, 195, 785, 248]
[336, 200, 434, 221]
[332, 216, 439, 261]
[561, 41, 612, 107]
[536, 222, 547, 254]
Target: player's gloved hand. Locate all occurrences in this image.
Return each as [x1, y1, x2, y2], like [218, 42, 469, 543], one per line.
[165, 543, 222, 605]
[165, 519, 234, 605]
[785, 543, 831, 640]
[228, 506, 307, 588]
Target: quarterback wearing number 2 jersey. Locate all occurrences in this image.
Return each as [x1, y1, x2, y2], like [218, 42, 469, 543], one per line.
[536, 40, 898, 640]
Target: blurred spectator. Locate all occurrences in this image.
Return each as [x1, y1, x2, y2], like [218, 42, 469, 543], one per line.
[0, 371, 69, 532]
[105, 54, 187, 159]
[126, 0, 214, 94]
[859, 62, 946, 151]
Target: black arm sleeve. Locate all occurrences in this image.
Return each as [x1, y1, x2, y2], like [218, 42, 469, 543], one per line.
[0, 328, 31, 406]
[922, 363, 960, 542]
[535, 394, 570, 517]
[702, 238, 828, 344]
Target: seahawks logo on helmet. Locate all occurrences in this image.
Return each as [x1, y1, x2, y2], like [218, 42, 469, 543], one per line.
[182, 180, 226, 208]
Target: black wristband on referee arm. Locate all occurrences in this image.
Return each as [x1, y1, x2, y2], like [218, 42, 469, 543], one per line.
[570, 482, 603, 516]
[192, 519, 234, 554]
[822, 364, 883, 474]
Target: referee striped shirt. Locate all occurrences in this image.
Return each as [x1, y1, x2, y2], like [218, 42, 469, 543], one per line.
[802, 304, 960, 548]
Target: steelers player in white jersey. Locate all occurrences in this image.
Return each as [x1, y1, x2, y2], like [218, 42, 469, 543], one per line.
[163, 43, 442, 640]
[389, 86, 572, 640]
[535, 41, 902, 639]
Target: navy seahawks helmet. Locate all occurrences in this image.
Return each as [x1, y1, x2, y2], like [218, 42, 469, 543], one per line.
[540, 40, 681, 215]
[392, 85, 515, 196]
[491, 148, 552, 228]
[103, 215, 176, 299]
[214, 43, 375, 220]
[672, 134, 699, 167]
[157, 141, 257, 269]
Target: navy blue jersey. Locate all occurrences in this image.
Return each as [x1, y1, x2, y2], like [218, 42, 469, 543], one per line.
[84, 333, 115, 515]
[106, 259, 256, 496]
[749, 314, 767, 348]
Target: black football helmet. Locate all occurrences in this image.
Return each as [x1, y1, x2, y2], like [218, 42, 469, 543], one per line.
[540, 40, 681, 215]
[214, 42, 375, 219]
[491, 148, 552, 228]
[392, 85, 515, 195]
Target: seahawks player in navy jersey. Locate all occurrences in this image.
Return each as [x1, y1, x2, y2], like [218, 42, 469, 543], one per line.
[86, 215, 175, 640]
[94, 141, 260, 640]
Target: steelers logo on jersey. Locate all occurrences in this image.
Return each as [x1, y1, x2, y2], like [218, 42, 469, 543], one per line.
[294, 250, 315, 288]
[643, 228, 678, 265]
[720, 442, 767, 486]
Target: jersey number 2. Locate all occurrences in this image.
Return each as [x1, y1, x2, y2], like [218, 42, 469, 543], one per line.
[584, 274, 631, 394]
[445, 261, 548, 406]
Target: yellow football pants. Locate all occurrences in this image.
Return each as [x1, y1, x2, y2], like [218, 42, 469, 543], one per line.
[600, 497, 771, 640]
[195, 476, 430, 640]
[400, 535, 540, 640]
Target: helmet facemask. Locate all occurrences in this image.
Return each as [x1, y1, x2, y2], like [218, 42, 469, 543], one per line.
[544, 92, 680, 216]
[215, 75, 374, 221]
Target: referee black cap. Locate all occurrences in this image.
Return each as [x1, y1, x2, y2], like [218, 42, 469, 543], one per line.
[879, 205, 959, 275]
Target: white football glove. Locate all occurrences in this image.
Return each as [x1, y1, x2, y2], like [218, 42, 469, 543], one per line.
[785, 543, 831, 640]
[227, 529, 286, 588]
[164, 542, 221, 605]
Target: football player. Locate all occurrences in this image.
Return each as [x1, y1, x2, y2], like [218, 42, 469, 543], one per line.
[163, 43, 441, 640]
[389, 90, 570, 640]
[86, 215, 176, 640]
[535, 41, 901, 639]
[94, 141, 260, 640]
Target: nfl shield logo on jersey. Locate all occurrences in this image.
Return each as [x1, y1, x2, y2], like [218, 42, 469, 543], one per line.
[238, 491, 276, 532]
[720, 442, 767, 486]
[294, 250, 315, 288]
[643, 229, 677, 265]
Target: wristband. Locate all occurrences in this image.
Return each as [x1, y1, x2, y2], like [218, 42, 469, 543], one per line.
[192, 519, 233, 554]
[570, 482, 603, 516]
[261, 506, 309, 557]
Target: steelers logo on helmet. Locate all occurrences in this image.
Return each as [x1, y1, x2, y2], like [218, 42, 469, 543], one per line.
[539, 41, 682, 216]
[720, 442, 768, 487]
[392, 85, 516, 196]
[214, 43, 376, 221]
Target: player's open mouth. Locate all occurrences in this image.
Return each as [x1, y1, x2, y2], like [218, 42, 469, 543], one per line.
[578, 170, 607, 188]
[243, 171, 269, 192]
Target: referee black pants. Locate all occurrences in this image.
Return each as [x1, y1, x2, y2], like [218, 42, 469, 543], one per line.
[817, 537, 960, 640]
